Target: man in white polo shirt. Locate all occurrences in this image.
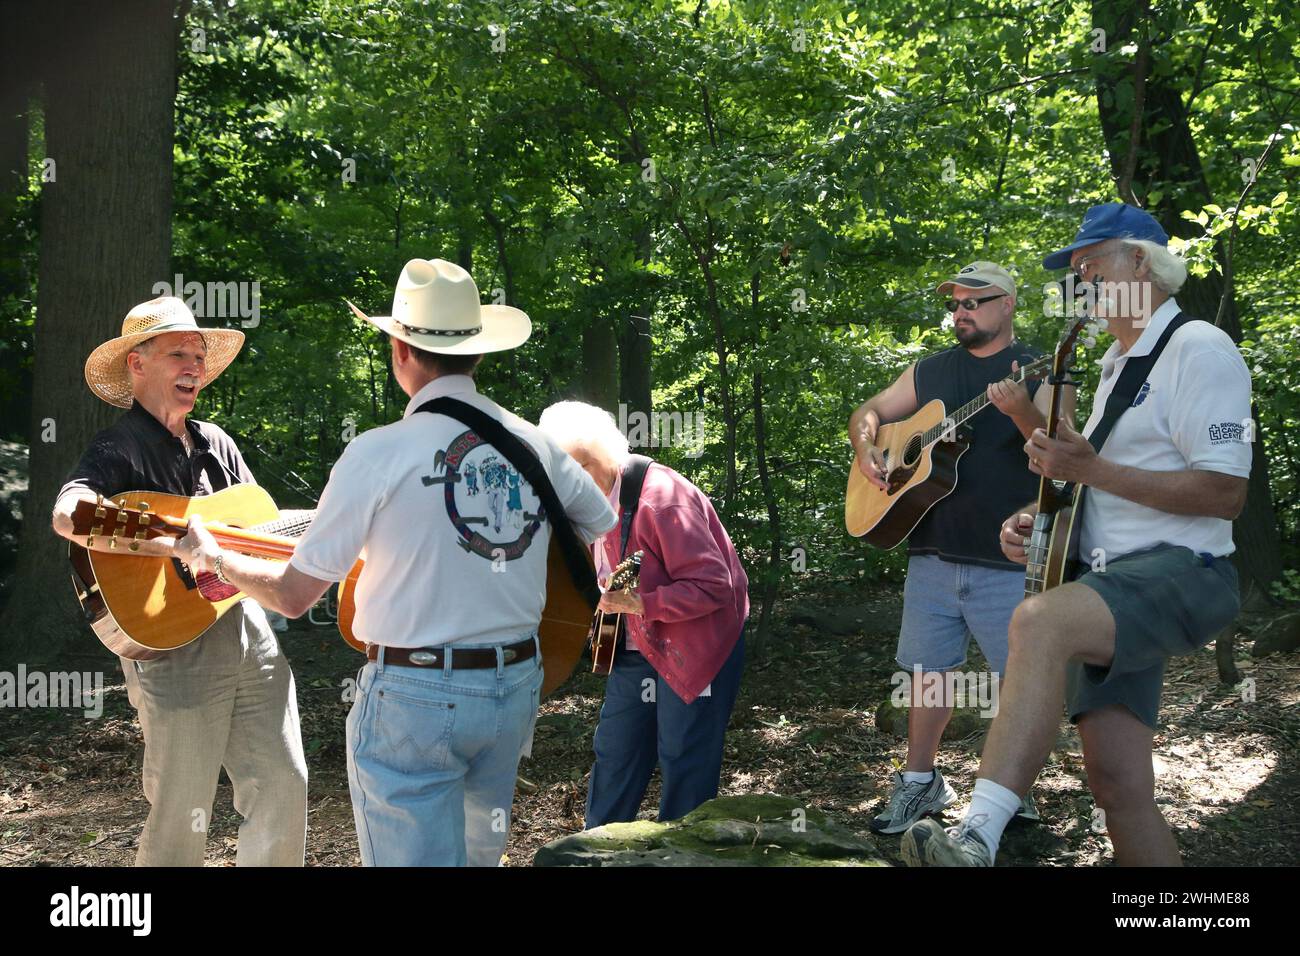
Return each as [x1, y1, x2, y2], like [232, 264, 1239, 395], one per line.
[177, 259, 616, 866]
[902, 204, 1252, 867]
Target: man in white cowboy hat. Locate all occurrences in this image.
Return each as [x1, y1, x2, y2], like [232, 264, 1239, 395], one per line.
[177, 259, 616, 866]
[848, 261, 1074, 837]
[51, 296, 309, 867]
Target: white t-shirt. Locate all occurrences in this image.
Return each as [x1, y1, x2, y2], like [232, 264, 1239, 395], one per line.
[290, 375, 616, 648]
[1079, 298, 1252, 561]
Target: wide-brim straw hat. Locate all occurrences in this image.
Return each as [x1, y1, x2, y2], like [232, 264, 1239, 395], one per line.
[347, 258, 531, 355]
[84, 296, 245, 408]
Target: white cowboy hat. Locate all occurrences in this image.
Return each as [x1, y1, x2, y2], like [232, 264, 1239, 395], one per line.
[83, 296, 245, 408]
[346, 258, 531, 355]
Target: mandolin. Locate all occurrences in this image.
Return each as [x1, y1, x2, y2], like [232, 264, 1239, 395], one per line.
[588, 551, 643, 676]
[845, 354, 1053, 547]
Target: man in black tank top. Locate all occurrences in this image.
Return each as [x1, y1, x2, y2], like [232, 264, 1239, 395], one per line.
[848, 261, 1076, 837]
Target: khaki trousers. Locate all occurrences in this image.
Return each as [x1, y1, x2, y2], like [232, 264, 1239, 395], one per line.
[122, 600, 308, 866]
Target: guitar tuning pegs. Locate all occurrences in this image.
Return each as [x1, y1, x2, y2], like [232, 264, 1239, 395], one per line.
[94, 493, 106, 520]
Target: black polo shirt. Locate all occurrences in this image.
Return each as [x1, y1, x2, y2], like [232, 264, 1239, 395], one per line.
[60, 400, 255, 501]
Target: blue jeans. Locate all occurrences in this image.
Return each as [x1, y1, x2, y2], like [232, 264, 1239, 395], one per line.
[345, 635, 543, 866]
[896, 555, 1024, 676]
[585, 627, 745, 828]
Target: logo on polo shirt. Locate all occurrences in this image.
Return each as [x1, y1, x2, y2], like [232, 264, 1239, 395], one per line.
[424, 429, 545, 561]
[1207, 421, 1247, 444]
[1131, 381, 1151, 407]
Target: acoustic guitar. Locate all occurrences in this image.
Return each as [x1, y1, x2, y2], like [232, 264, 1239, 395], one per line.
[588, 551, 643, 676]
[68, 485, 317, 660]
[335, 541, 597, 699]
[68, 487, 595, 698]
[845, 354, 1052, 547]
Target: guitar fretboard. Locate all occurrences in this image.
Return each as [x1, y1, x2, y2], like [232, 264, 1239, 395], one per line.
[251, 509, 315, 540]
[918, 354, 1052, 447]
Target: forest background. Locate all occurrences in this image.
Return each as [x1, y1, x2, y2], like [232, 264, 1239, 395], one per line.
[0, 0, 1296, 666]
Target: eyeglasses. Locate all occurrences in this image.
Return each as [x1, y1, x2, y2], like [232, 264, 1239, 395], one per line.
[1073, 247, 1123, 280]
[944, 293, 1005, 313]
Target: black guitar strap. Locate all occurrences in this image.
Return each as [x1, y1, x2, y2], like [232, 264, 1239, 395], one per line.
[1083, 311, 1197, 453]
[415, 396, 600, 611]
[618, 454, 653, 559]
[1064, 312, 1199, 570]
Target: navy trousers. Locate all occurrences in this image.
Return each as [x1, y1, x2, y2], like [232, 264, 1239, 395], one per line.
[585, 627, 745, 828]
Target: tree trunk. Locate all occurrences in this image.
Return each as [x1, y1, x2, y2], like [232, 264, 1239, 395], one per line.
[0, 4, 37, 439]
[750, 362, 781, 661]
[581, 315, 619, 413]
[698, 245, 737, 510]
[1091, 0, 1283, 597]
[617, 226, 654, 424]
[0, 0, 178, 668]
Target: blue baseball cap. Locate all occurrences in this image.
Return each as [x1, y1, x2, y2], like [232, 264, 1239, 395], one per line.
[1042, 203, 1169, 270]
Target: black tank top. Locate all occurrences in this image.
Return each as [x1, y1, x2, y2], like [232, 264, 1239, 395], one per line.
[908, 341, 1045, 569]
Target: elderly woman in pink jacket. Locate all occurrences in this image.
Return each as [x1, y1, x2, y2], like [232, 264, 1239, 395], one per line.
[539, 401, 749, 827]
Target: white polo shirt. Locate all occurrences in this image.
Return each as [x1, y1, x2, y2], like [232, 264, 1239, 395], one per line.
[290, 375, 616, 648]
[1079, 298, 1252, 561]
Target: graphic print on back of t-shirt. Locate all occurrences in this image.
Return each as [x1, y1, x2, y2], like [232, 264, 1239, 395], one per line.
[427, 428, 546, 561]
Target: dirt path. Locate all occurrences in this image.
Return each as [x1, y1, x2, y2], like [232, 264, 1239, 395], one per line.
[2, 586, 1297, 866]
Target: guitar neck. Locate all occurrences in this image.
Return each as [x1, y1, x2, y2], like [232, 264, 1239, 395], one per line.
[252, 510, 315, 539]
[918, 355, 1050, 446]
[147, 514, 308, 561]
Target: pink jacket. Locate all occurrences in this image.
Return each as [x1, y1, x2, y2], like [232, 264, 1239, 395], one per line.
[599, 463, 749, 703]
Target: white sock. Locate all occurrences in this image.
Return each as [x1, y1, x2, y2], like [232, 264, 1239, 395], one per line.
[902, 770, 935, 785]
[965, 778, 1020, 861]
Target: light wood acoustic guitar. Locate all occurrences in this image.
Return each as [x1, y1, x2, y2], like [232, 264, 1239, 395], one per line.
[336, 542, 597, 699]
[68, 485, 595, 698]
[845, 354, 1052, 547]
[68, 484, 316, 661]
[588, 551, 643, 676]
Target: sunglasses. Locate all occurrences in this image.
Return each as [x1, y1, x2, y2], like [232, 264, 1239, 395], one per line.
[944, 293, 1005, 313]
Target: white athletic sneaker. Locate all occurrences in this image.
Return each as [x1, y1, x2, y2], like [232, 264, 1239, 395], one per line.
[870, 769, 957, 835]
[900, 814, 994, 867]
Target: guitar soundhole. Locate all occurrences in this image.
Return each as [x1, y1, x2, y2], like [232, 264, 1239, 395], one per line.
[903, 434, 923, 467]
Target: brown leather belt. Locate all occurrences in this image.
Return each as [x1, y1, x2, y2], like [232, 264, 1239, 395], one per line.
[367, 636, 537, 670]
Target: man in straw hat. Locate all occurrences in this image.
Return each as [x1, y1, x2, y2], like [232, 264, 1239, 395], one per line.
[902, 205, 1251, 867]
[51, 296, 308, 866]
[847, 261, 1072, 837]
[177, 258, 616, 866]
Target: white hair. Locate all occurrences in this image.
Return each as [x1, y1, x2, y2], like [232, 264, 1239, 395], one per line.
[538, 400, 630, 464]
[1121, 239, 1187, 295]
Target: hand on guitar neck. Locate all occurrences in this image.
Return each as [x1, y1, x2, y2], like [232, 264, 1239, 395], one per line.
[1024, 417, 1100, 485]
[597, 585, 644, 617]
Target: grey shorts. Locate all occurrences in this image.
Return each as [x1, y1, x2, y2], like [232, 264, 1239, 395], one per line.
[1067, 545, 1239, 730]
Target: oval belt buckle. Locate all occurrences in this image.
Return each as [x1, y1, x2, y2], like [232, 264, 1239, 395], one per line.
[409, 650, 439, 666]
[502, 648, 518, 664]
